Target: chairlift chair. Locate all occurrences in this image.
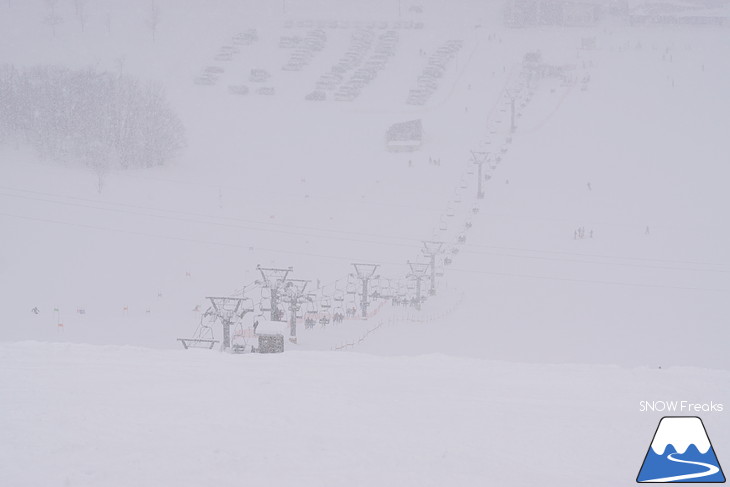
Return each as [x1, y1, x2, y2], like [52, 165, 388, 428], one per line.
[319, 310, 331, 326]
[177, 307, 220, 350]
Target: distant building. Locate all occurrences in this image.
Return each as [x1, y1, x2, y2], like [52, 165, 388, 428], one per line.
[254, 320, 286, 353]
[504, 0, 604, 27]
[562, 1, 602, 26]
[628, 1, 729, 26]
[385, 119, 423, 152]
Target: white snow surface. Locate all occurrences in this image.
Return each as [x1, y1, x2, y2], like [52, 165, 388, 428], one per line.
[1, 341, 729, 487]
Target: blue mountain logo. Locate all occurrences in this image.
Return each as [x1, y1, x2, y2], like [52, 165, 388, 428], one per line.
[637, 416, 725, 483]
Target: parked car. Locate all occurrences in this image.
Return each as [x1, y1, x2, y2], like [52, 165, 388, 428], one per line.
[305, 90, 326, 101]
[228, 84, 249, 95]
[256, 86, 276, 96]
[249, 69, 271, 83]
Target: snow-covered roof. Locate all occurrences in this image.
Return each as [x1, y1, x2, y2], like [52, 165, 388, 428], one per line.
[630, 0, 730, 17]
[386, 119, 423, 142]
[255, 320, 287, 336]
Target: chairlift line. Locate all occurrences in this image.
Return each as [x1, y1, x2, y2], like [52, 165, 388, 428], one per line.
[178, 54, 546, 350]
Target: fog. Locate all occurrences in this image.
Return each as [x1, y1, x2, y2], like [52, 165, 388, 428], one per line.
[1, 0, 729, 485]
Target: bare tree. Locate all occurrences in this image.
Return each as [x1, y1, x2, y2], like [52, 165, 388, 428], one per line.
[73, 0, 87, 32]
[147, 0, 161, 42]
[115, 56, 126, 78]
[91, 159, 108, 194]
[43, 0, 63, 37]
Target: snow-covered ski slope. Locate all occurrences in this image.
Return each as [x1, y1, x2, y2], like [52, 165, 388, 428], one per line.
[1, 0, 730, 484]
[1, 0, 728, 366]
[2, 342, 729, 487]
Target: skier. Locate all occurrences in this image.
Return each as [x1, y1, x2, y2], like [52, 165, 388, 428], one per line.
[31, 307, 39, 315]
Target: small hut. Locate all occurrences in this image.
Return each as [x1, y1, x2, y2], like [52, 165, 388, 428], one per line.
[386, 119, 423, 152]
[255, 320, 286, 353]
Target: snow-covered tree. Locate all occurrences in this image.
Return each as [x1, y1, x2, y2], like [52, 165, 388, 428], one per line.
[0, 65, 186, 175]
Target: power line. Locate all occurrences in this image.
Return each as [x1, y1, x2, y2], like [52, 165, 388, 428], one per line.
[6, 208, 723, 295]
[448, 266, 729, 294]
[457, 247, 730, 274]
[460, 242, 729, 269]
[0, 211, 407, 267]
[0, 189, 422, 249]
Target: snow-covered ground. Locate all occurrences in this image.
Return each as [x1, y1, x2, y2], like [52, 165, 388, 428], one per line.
[2, 341, 729, 487]
[1, 0, 730, 484]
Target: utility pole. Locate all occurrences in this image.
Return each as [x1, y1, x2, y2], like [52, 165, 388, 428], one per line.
[422, 241, 444, 295]
[281, 279, 309, 343]
[407, 261, 430, 310]
[471, 150, 490, 199]
[352, 263, 380, 318]
[257, 265, 292, 321]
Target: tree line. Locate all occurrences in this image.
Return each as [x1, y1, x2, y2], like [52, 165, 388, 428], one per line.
[0, 65, 185, 171]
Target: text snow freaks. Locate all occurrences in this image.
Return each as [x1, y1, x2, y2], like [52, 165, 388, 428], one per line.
[639, 401, 724, 413]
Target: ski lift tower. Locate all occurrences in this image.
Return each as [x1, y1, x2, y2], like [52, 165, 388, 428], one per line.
[257, 265, 292, 321]
[471, 151, 490, 199]
[352, 263, 380, 318]
[407, 261, 430, 310]
[422, 241, 444, 296]
[280, 279, 309, 343]
[206, 296, 254, 351]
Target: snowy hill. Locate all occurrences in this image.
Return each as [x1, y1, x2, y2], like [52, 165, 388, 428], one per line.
[1, 0, 728, 367]
[1, 341, 729, 487]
